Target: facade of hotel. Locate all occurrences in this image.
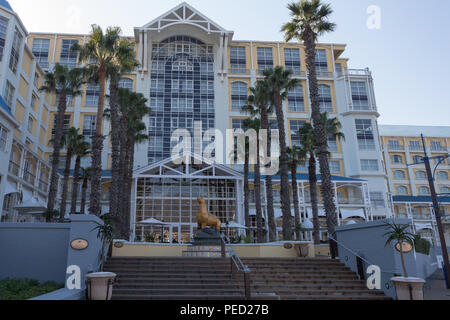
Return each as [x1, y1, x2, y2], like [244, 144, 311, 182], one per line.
[0, 2, 448, 243]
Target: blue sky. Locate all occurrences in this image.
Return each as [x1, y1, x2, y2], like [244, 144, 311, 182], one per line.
[10, 0, 450, 126]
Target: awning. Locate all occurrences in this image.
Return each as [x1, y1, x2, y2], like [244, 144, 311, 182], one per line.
[306, 208, 326, 218]
[340, 208, 366, 220]
[4, 181, 18, 195]
[415, 223, 433, 232]
[14, 196, 47, 213]
[223, 221, 247, 229]
[138, 218, 172, 226]
[346, 220, 357, 225]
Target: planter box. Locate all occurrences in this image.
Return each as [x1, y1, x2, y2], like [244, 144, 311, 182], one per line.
[391, 277, 425, 300]
[86, 272, 116, 300]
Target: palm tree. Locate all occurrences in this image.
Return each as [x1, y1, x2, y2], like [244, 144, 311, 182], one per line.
[59, 128, 84, 220]
[384, 223, 415, 278]
[282, 0, 339, 256]
[107, 39, 139, 221]
[70, 139, 90, 214]
[39, 64, 84, 213]
[263, 66, 300, 240]
[243, 117, 265, 243]
[80, 167, 92, 215]
[73, 25, 122, 216]
[117, 89, 149, 239]
[242, 80, 277, 241]
[287, 146, 306, 240]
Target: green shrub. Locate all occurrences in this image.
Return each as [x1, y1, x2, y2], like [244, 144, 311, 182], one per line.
[0, 278, 64, 300]
[414, 236, 431, 256]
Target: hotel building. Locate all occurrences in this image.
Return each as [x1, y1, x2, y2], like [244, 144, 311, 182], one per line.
[0, 2, 448, 243]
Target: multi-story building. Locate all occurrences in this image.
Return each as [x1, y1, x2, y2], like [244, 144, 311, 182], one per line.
[0, 1, 51, 222]
[380, 125, 450, 244]
[7, 2, 446, 243]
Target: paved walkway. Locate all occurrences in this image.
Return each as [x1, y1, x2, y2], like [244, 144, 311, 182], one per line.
[424, 270, 450, 300]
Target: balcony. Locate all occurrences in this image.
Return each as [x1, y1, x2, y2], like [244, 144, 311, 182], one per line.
[228, 67, 249, 75]
[338, 197, 364, 205]
[386, 145, 405, 152]
[431, 145, 447, 152]
[346, 68, 372, 77]
[316, 71, 334, 78]
[23, 171, 36, 186]
[8, 161, 20, 177]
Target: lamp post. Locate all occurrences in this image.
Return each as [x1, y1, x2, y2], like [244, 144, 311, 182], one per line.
[420, 134, 450, 289]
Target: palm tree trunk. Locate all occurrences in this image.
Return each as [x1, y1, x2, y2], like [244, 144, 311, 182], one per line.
[59, 149, 72, 221]
[254, 136, 264, 243]
[80, 177, 88, 215]
[70, 155, 81, 214]
[90, 66, 107, 215]
[118, 115, 128, 218]
[399, 241, 409, 278]
[244, 148, 250, 239]
[273, 90, 292, 241]
[260, 107, 276, 242]
[124, 141, 135, 240]
[109, 75, 120, 223]
[309, 154, 321, 244]
[291, 159, 301, 240]
[303, 25, 338, 258]
[47, 90, 67, 212]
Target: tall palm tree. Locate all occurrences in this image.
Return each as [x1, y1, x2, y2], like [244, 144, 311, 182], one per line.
[39, 64, 84, 213]
[80, 167, 92, 215]
[384, 223, 415, 278]
[243, 117, 265, 243]
[242, 80, 277, 241]
[73, 25, 122, 215]
[263, 66, 300, 240]
[117, 89, 149, 239]
[70, 139, 90, 214]
[282, 0, 339, 256]
[107, 39, 139, 221]
[59, 128, 84, 220]
[287, 146, 306, 240]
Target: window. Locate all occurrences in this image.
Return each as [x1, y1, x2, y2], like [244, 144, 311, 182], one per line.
[356, 119, 376, 150]
[60, 40, 78, 68]
[200, 62, 214, 74]
[200, 80, 214, 94]
[396, 186, 408, 195]
[200, 100, 214, 113]
[418, 186, 430, 195]
[329, 160, 341, 174]
[171, 98, 193, 112]
[150, 97, 164, 112]
[288, 85, 305, 112]
[388, 140, 402, 150]
[361, 160, 379, 172]
[151, 79, 165, 93]
[318, 84, 333, 113]
[394, 170, 406, 179]
[370, 192, 385, 208]
[231, 82, 248, 111]
[149, 136, 163, 152]
[284, 48, 301, 74]
[315, 49, 328, 75]
[430, 140, 444, 152]
[27, 116, 35, 133]
[0, 16, 8, 62]
[409, 140, 421, 151]
[440, 186, 450, 194]
[257, 47, 273, 73]
[172, 59, 193, 72]
[32, 39, 50, 69]
[149, 117, 162, 130]
[391, 155, 403, 164]
[438, 171, 449, 180]
[85, 84, 100, 106]
[173, 79, 193, 93]
[3, 81, 14, 107]
[289, 120, 306, 146]
[51, 114, 71, 138]
[412, 155, 423, 164]
[0, 124, 8, 152]
[118, 78, 133, 91]
[230, 46, 246, 73]
[56, 87, 73, 106]
[415, 171, 427, 180]
[351, 82, 369, 110]
[9, 28, 23, 73]
[82, 115, 96, 143]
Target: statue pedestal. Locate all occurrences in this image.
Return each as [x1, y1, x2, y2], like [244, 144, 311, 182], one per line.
[182, 228, 229, 258]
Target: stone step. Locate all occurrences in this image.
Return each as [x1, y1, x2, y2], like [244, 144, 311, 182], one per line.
[112, 288, 244, 296]
[111, 294, 245, 300]
[114, 283, 241, 290]
[279, 294, 391, 301]
[250, 283, 370, 291]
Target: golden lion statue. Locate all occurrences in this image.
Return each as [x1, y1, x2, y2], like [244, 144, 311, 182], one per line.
[196, 197, 221, 231]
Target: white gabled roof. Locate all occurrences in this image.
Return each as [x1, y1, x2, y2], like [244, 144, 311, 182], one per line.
[140, 2, 233, 35]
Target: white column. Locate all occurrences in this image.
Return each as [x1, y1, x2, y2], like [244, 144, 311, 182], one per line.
[143, 32, 148, 72]
[217, 33, 224, 75]
[223, 35, 229, 76]
[138, 31, 143, 71]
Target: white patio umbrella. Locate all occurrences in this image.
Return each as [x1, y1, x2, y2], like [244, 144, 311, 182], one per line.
[223, 221, 248, 229]
[13, 197, 47, 213]
[138, 218, 171, 226]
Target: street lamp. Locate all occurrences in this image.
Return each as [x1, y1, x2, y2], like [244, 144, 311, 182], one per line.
[412, 134, 450, 289]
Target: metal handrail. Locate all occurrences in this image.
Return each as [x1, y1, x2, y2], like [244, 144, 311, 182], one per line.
[328, 233, 399, 276]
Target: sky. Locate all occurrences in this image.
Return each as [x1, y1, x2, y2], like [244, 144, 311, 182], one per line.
[8, 0, 450, 127]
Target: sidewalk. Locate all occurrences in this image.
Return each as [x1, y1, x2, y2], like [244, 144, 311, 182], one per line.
[424, 270, 450, 300]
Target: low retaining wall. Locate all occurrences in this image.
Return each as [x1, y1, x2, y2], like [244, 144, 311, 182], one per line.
[112, 241, 315, 258]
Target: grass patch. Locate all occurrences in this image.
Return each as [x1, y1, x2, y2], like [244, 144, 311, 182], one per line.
[0, 278, 64, 300]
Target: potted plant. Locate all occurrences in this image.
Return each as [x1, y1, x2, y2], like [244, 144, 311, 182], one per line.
[144, 232, 156, 243]
[86, 215, 116, 300]
[384, 222, 426, 300]
[41, 209, 59, 223]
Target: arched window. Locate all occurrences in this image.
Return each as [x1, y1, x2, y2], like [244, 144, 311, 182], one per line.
[391, 155, 403, 164]
[231, 81, 248, 111]
[394, 170, 406, 180]
[412, 155, 423, 164]
[438, 171, 449, 180]
[441, 186, 450, 194]
[318, 84, 333, 113]
[415, 171, 427, 180]
[418, 186, 430, 195]
[119, 78, 133, 91]
[396, 186, 408, 195]
[288, 85, 304, 112]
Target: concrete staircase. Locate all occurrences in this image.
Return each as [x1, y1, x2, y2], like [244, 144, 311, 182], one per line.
[104, 257, 390, 300]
